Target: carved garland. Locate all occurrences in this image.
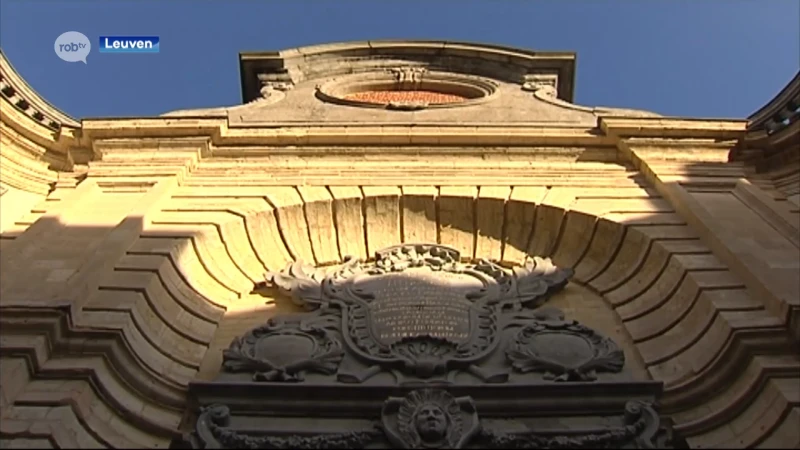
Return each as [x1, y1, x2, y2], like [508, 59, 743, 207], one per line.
[198, 405, 382, 449]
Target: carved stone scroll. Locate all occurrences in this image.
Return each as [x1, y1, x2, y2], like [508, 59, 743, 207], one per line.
[474, 400, 659, 448]
[251, 72, 294, 105]
[522, 73, 559, 99]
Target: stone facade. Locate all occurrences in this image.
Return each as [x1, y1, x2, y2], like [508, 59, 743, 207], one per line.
[0, 41, 797, 449]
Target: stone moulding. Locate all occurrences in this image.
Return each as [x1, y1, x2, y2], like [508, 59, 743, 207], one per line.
[190, 399, 660, 449]
[314, 69, 500, 111]
[73, 116, 748, 151]
[188, 379, 665, 413]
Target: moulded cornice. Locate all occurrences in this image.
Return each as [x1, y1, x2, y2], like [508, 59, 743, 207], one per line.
[0, 95, 78, 150]
[0, 114, 60, 195]
[80, 119, 616, 147]
[599, 116, 748, 140]
[0, 49, 80, 130]
[747, 71, 800, 129]
[0, 95, 81, 169]
[531, 89, 662, 118]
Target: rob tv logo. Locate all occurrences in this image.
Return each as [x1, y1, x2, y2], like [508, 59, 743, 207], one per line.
[99, 36, 160, 53]
[54, 31, 91, 63]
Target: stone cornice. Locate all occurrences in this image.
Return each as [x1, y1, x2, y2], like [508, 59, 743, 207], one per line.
[533, 89, 662, 118]
[0, 50, 83, 181]
[0, 95, 79, 152]
[81, 119, 616, 147]
[0, 49, 80, 130]
[76, 117, 754, 162]
[732, 72, 800, 167]
[0, 46, 771, 176]
[747, 71, 800, 131]
[1, 112, 766, 185]
[599, 116, 749, 140]
[0, 94, 81, 169]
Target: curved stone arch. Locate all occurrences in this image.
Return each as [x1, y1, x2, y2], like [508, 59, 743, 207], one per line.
[42, 182, 781, 447]
[4, 182, 795, 448]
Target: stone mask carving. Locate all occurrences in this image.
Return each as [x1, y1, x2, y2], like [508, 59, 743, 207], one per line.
[384, 389, 479, 449]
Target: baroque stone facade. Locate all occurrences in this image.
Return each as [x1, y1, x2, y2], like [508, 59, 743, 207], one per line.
[0, 41, 797, 449]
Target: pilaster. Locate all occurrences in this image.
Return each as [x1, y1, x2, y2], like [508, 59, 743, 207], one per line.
[602, 117, 800, 343]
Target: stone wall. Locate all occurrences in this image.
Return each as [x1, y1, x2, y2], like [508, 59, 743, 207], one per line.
[0, 50, 798, 449]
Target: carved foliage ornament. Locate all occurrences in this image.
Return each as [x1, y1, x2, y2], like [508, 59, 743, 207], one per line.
[191, 389, 667, 449]
[194, 404, 381, 449]
[259, 81, 293, 98]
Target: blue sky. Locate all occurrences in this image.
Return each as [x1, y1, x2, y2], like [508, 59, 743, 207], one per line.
[1, 0, 798, 119]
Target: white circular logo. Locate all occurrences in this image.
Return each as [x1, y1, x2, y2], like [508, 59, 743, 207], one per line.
[54, 31, 91, 63]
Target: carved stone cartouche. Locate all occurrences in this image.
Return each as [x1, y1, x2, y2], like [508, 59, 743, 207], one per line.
[222, 314, 343, 382]
[243, 243, 581, 384]
[506, 307, 625, 381]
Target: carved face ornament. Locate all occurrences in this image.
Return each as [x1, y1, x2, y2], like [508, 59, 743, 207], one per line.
[415, 404, 448, 443]
[393, 389, 465, 448]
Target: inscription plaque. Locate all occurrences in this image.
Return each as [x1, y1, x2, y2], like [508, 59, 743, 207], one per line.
[360, 270, 478, 344]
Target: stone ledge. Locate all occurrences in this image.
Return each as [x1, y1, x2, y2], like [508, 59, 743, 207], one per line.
[601, 117, 748, 139]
